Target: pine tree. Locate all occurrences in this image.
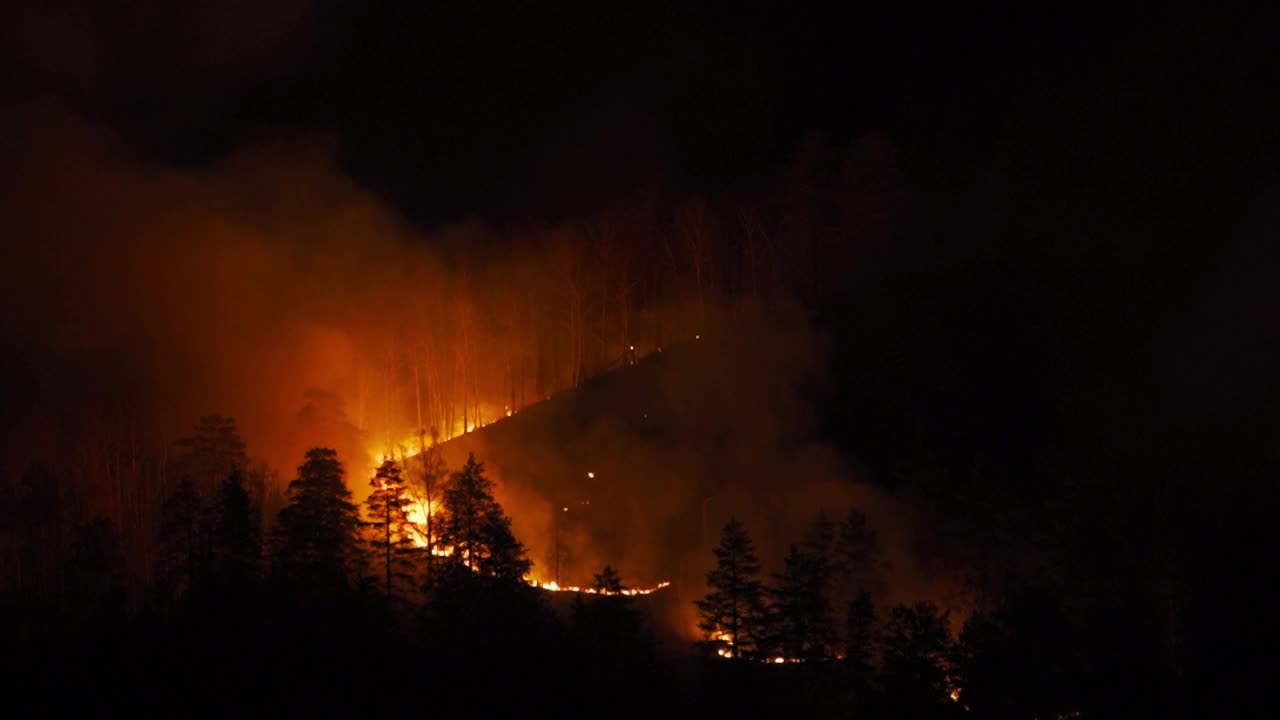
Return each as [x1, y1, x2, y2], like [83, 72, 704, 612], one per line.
[769, 518, 837, 662]
[158, 476, 205, 601]
[594, 564, 624, 593]
[767, 512, 838, 660]
[834, 508, 885, 599]
[438, 453, 530, 582]
[66, 516, 127, 613]
[696, 517, 767, 659]
[271, 448, 363, 591]
[844, 589, 877, 684]
[174, 415, 248, 498]
[209, 467, 262, 588]
[364, 458, 418, 600]
[879, 601, 952, 712]
[572, 565, 649, 673]
[476, 504, 532, 581]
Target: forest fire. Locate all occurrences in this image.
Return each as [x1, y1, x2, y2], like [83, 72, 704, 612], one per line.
[527, 579, 672, 596]
[367, 426, 672, 598]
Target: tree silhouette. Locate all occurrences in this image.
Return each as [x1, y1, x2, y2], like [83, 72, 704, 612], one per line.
[158, 476, 205, 601]
[438, 453, 530, 581]
[475, 503, 531, 581]
[174, 415, 248, 498]
[12, 464, 71, 599]
[407, 433, 447, 589]
[572, 565, 650, 676]
[66, 516, 127, 612]
[950, 591, 1082, 719]
[844, 589, 878, 689]
[696, 516, 767, 659]
[271, 448, 363, 591]
[209, 467, 261, 589]
[594, 564, 624, 592]
[879, 601, 952, 715]
[364, 458, 418, 600]
[834, 508, 885, 601]
[769, 514, 838, 660]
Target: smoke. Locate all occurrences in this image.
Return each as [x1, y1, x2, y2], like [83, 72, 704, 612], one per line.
[0, 104, 949, 633]
[1, 103, 437, 476]
[438, 301, 954, 637]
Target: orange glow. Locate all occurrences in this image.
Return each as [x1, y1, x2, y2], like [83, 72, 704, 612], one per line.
[525, 578, 671, 596]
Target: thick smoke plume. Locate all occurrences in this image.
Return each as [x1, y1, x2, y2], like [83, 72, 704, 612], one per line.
[0, 104, 946, 631]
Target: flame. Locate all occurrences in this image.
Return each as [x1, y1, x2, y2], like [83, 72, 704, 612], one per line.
[362, 382, 677, 600]
[525, 578, 671, 596]
[711, 628, 735, 657]
[703, 625, 804, 664]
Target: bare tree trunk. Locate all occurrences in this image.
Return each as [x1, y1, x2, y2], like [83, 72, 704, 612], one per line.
[413, 347, 423, 431]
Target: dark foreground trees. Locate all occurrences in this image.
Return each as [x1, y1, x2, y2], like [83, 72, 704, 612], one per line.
[364, 459, 417, 601]
[697, 516, 767, 659]
[271, 447, 363, 590]
[209, 468, 262, 589]
[438, 452, 530, 582]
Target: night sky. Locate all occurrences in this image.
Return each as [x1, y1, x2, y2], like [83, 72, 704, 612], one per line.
[5, 2, 1280, 487]
[5, 2, 1280, 717]
[8, 2, 1275, 223]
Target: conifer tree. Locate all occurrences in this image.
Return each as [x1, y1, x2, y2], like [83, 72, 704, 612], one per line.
[834, 508, 885, 600]
[845, 589, 878, 684]
[66, 516, 127, 613]
[573, 565, 649, 670]
[594, 564, 624, 593]
[768, 512, 839, 660]
[696, 517, 767, 659]
[210, 467, 262, 588]
[175, 415, 248, 497]
[438, 452, 530, 581]
[879, 601, 952, 711]
[770, 527, 837, 661]
[271, 448, 362, 591]
[364, 458, 418, 600]
[158, 476, 205, 600]
[476, 504, 532, 581]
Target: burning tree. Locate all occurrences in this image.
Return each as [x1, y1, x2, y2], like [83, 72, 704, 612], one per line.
[697, 517, 767, 659]
[438, 453, 530, 582]
[271, 448, 363, 591]
[406, 432, 447, 588]
[364, 459, 418, 601]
